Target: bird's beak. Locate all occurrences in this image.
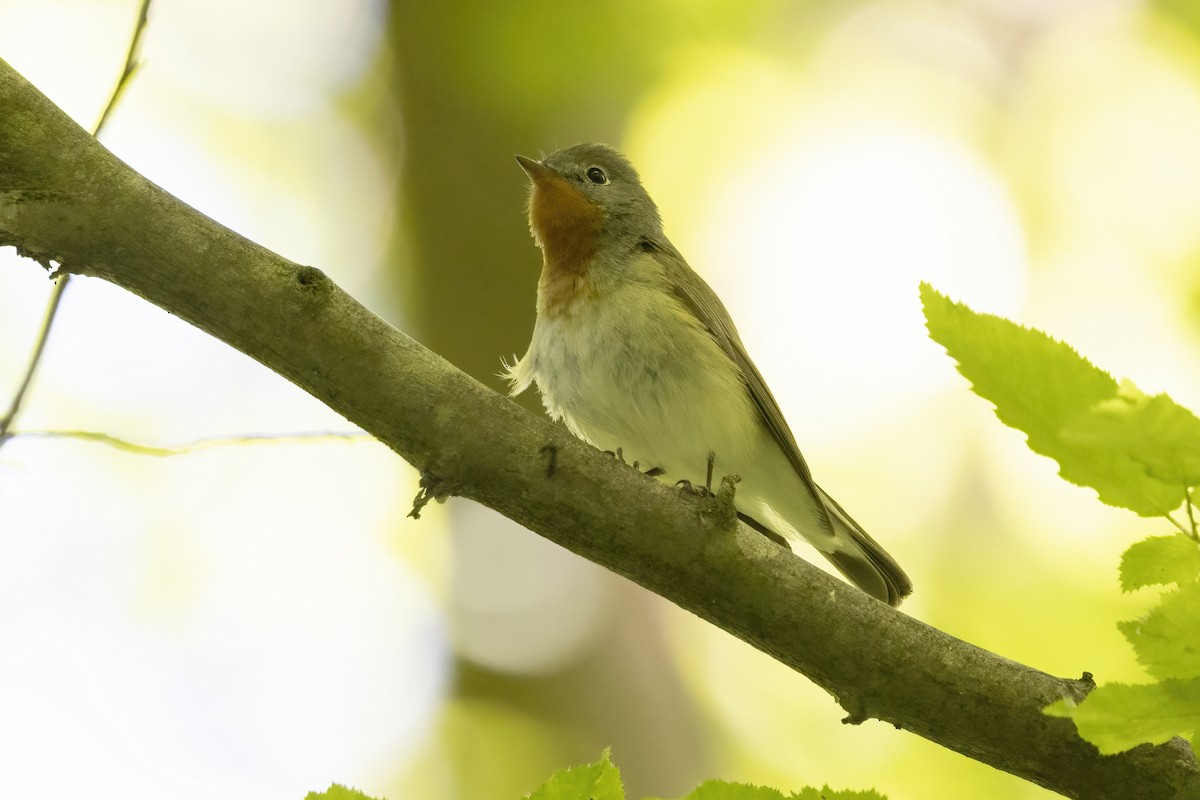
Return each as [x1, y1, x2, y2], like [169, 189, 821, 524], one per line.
[515, 155, 556, 183]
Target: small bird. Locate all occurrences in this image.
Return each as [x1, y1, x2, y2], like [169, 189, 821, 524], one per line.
[505, 144, 912, 606]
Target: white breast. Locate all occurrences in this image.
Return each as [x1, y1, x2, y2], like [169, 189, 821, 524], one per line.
[508, 275, 761, 480]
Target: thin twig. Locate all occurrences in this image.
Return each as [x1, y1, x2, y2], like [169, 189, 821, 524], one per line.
[0, 278, 68, 442]
[1164, 511, 1191, 537]
[0, 0, 152, 451]
[1186, 486, 1198, 541]
[4, 429, 373, 458]
[92, 0, 152, 138]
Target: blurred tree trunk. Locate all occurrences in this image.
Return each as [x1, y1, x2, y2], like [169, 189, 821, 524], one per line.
[387, 2, 709, 796]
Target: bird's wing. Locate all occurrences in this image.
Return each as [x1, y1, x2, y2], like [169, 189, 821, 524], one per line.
[649, 245, 837, 537]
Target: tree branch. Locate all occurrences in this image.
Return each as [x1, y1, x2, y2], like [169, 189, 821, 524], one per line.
[0, 57, 1195, 799]
[0, 0, 152, 449]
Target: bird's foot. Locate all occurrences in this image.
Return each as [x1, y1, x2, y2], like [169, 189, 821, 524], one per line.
[685, 474, 741, 534]
[675, 479, 713, 498]
[605, 447, 665, 477]
[677, 451, 721, 497]
[602, 447, 626, 464]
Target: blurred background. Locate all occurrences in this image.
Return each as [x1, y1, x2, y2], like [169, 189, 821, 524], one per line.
[2, 0, 1199, 797]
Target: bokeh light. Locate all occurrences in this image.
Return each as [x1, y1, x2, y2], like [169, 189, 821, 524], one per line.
[4, 0, 1200, 798]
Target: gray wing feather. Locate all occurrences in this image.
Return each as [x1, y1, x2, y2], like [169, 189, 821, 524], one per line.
[651, 245, 913, 604]
[650, 246, 836, 536]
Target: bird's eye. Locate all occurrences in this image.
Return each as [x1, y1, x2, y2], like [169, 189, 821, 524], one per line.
[585, 166, 608, 185]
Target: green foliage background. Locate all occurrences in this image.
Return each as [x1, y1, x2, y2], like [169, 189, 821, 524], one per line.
[5, 1, 1200, 799]
[385, 2, 1200, 795]
[923, 284, 1200, 755]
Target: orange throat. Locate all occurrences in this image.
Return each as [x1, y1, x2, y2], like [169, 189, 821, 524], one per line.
[528, 174, 605, 317]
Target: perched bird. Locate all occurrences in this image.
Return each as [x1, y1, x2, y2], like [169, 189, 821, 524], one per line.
[505, 143, 912, 606]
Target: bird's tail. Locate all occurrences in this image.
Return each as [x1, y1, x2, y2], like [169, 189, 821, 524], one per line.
[816, 485, 912, 607]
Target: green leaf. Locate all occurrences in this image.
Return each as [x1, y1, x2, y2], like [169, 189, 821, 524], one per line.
[650, 781, 885, 800]
[669, 781, 786, 800]
[792, 788, 887, 800]
[1120, 535, 1200, 591]
[526, 749, 624, 800]
[1061, 383, 1200, 488]
[1051, 535, 1200, 752]
[1118, 581, 1200, 680]
[1045, 679, 1200, 754]
[920, 283, 1185, 516]
[304, 785, 383, 800]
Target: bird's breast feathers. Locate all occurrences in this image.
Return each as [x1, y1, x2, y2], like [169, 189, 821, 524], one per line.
[507, 275, 760, 474]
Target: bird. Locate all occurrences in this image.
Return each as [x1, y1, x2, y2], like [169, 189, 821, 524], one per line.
[504, 143, 912, 606]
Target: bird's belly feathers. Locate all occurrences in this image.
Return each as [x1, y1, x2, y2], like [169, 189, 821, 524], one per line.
[517, 286, 762, 481]
[508, 280, 835, 554]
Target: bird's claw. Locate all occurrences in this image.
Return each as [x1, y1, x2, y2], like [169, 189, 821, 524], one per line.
[606, 447, 665, 477]
[603, 447, 626, 464]
[676, 479, 713, 498]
